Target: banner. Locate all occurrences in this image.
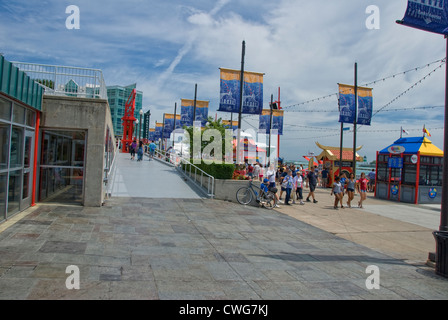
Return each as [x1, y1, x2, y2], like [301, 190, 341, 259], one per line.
[148, 128, 155, 142]
[338, 84, 373, 126]
[155, 122, 163, 141]
[400, 0, 448, 35]
[163, 113, 182, 139]
[218, 68, 263, 115]
[222, 120, 238, 131]
[259, 109, 284, 135]
[180, 99, 209, 127]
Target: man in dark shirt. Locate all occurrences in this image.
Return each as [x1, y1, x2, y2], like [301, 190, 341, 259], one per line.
[321, 168, 329, 188]
[306, 166, 318, 203]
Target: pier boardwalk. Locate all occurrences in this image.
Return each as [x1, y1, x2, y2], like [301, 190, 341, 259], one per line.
[108, 151, 203, 199]
[0, 153, 447, 301]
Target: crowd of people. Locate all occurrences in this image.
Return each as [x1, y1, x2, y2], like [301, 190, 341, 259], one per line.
[241, 160, 376, 209]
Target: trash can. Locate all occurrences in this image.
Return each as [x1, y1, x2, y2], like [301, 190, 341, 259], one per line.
[433, 231, 448, 278]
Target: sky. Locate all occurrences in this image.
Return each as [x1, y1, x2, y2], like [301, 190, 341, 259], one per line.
[0, 0, 446, 163]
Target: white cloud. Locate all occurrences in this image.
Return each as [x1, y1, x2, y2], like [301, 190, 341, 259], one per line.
[1, 0, 445, 161]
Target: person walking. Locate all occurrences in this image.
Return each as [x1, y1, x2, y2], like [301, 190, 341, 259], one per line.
[368, 169, 376, 192]
[306, 166, 318, 203]
[130, 140, 137, 160]
[137, 140, 143, 161]
[346, 173, 356, 208]
[357, 172, 369, 208]
[331, 176, 343, 209]
[339, 172, 347, 206]
[293, 169, 305, 205]
[148, 140, 157, 160]
[253, 162, 261, 181]
[282, 169, 294, 205]
[321, 167, 329, 188]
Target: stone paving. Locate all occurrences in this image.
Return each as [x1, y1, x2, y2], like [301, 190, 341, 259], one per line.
[1, 196, 448, 300]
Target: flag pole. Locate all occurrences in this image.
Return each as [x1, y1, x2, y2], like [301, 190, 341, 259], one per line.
[440, 36, 448, 232]
[236, 40, 246, 165]
[339, 97, 343, 177]
[352, 62, 358, 179]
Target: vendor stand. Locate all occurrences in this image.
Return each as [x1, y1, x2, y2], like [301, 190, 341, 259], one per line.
[376, 137, 443, 204]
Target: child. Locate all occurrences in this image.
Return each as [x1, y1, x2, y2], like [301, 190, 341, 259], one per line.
[331, 176, 343, 209]
[357, 172, 368, 208]
[260, 178, 279, 208]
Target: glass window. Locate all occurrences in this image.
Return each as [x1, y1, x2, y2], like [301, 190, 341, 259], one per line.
[0, 97, 11, 120]
[0, 123, 9, 170]
[377, 162, 388, 182]
[430, 166, 442, 186]
[12, 104, 25, 124]
[39, 167, 83, 204]
[7, 169, 21, 216]
[41, 130, 85, 167]
[402, 164, 416, 185]
[26, 109, 36, 127]
[9, 126, 23, 168]
[0, 173, 6, 221]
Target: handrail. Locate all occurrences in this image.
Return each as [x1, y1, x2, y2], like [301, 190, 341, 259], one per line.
[103, 145, 120, 199]
[149, 148, 214, 198]
[178, 157, 215, 198]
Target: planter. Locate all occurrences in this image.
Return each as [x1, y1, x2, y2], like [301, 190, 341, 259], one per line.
[214, 179, 259, 207]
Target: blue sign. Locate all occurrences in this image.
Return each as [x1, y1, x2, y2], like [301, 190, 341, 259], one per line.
[388, 158, 403, 169]
[400, 0, 448, 35]
[391, 185, 399, 196]
[429, 187, 438, 199]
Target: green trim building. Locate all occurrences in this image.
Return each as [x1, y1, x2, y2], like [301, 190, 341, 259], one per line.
[107, 83, 143, 138]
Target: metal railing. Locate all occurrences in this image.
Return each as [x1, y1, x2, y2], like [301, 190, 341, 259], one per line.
[11, 62, 107, 100]
[103, 144, 120, 199]
[149, 149, 214, 198]
[178, 157, 215, 198]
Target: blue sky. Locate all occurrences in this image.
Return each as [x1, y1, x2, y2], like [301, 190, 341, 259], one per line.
[0, 0, 446, 162]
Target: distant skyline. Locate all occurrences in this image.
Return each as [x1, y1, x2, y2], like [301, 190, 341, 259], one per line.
[0, 0, 445, 161]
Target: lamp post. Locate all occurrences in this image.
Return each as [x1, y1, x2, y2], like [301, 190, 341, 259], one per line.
[139, 109, 143, 141]
[135, 119, 139, 139]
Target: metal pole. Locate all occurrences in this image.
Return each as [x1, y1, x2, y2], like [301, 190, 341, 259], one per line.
[173, 102, 177, 147]
[340, 122, 343, 177]
[139, 113, 142, 141]
[353, 62, 358, 179]
[237, 40, 246, 164]
[440, 37, 448, 231]
[193, 84, 197, 123]
[268, 94, 273, 160]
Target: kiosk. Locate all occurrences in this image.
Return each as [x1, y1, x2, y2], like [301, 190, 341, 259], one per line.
[315, 142, 364, 187]
[376, 137, 443, 204]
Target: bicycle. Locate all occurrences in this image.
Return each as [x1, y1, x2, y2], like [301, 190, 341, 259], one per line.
[236, 180, 275, 209]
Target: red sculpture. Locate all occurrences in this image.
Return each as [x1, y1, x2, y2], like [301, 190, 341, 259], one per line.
[121, 89, 137, 153]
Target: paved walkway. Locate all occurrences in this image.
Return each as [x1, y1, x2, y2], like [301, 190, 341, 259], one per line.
[0, 159, 447, 301]
[109, 152, 203, 199]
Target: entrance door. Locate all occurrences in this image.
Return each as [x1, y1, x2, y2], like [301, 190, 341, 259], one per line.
[20, 130, 34, 209]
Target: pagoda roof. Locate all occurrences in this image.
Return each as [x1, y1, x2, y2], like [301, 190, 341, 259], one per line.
[315, 142, 363, 161]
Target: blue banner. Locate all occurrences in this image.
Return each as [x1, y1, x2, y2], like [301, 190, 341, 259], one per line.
[155, 123, 163, 141]
[400, 0, 448, 35]
[163, 114, 181, 139]
[219, 68, 263, 115]
[338, 84, 373, 126]
[180, 99, 209, 127]
[259, 109, 284, 135]
[148, 128, 155, 142]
